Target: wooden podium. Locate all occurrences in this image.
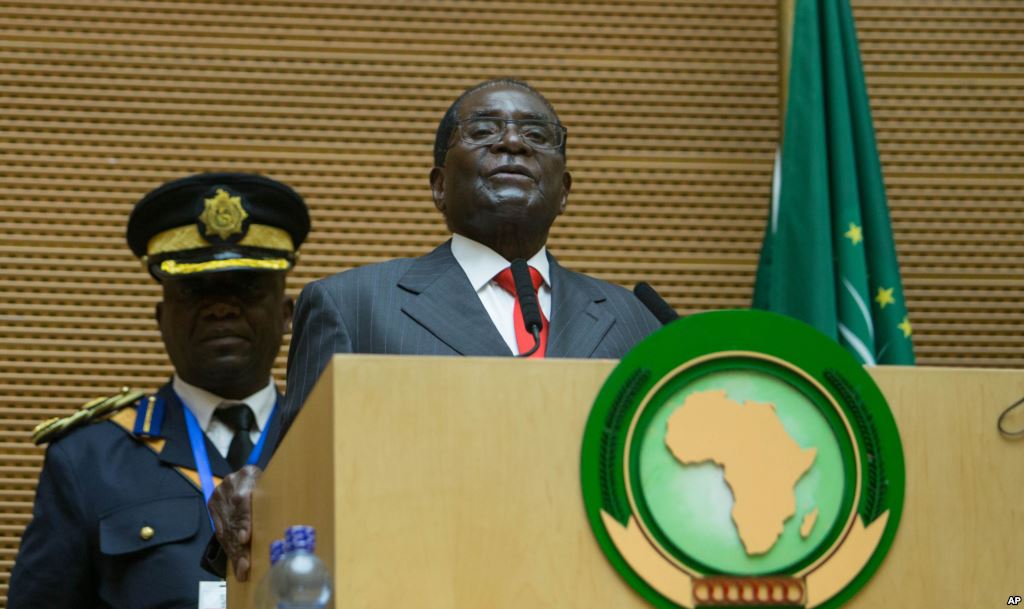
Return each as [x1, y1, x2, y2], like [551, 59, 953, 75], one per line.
[229, 355, 1024, 608]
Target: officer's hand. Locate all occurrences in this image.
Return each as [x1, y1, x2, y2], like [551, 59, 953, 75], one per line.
[209, 464, 262, 582]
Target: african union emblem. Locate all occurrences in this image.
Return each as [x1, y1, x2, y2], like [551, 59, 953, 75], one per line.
[581, 310, 904, 608]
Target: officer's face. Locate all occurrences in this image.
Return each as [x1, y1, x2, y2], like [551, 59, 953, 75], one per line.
[430, 85, 571, 255]
[156, 271, 292, 399]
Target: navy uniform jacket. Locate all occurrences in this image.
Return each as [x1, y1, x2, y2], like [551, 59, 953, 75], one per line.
[282, 240, 662, 427]
[8, 383, 283, 609]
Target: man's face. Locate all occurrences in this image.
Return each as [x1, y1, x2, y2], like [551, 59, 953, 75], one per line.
[156, 271, 292, 399]
[430, 84, 571, 256]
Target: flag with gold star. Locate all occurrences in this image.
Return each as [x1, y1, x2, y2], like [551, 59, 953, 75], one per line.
[752, 0, 914, 365]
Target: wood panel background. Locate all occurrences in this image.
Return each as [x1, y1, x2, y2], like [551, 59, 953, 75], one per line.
[0, 0, 1020, 604]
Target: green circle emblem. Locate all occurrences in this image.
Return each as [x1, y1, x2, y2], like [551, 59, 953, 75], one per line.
[581, 310, 904, 608]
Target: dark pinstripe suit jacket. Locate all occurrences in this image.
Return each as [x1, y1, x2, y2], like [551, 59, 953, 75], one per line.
[280, 240, 661, 427]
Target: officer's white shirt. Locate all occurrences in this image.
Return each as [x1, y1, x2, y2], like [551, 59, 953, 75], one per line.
[172, 375, 276, 459]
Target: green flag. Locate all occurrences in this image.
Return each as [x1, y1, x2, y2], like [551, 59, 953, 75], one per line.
[753, 0, 915, 365]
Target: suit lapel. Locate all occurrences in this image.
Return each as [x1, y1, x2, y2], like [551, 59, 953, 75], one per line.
[546, 255, 616, 358]
[399, 241, 511, 356]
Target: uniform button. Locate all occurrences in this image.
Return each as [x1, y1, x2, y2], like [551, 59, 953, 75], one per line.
[140, 526, 155, 540]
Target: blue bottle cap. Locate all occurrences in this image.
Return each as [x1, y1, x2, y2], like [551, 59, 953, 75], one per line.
[269, 539, 286, 565]
[284, 525, 316, 553]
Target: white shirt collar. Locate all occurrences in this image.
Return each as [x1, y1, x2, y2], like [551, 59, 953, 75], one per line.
[450, 233, 550, 291]
[172, 374, 277, 433]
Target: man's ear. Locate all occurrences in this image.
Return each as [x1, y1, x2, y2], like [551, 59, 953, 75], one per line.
[282, 296, 294, 334]
[558, 169, 572, 215]
[429, 167, 446, 214]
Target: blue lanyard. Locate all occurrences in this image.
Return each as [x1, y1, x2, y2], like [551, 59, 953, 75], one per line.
[179, 394, 277, 532]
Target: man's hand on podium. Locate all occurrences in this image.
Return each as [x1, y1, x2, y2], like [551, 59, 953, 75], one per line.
[209, 464, 261, 581]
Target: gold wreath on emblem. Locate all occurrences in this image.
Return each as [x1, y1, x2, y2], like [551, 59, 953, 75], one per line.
[198, 189, 249, 240]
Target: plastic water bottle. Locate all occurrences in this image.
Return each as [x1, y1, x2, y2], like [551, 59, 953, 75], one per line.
[268, 525, 332, 609]
[254, 539, 287, 609]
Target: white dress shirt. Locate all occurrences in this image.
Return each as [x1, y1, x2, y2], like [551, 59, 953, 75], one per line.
[450, 233, 552, 355]
[172, 375, 277, 459]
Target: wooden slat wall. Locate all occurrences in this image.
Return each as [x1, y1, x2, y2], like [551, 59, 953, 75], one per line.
[0, 0, 1020, 604]
[854, 0, 1024, 368]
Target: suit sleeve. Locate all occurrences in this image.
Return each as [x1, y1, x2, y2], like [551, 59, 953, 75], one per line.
[8, 442, 97, 609]
[281, 279, 354, 431]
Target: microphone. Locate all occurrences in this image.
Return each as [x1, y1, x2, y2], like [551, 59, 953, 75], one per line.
[633, 282, 679, 325]
[510, 258, 543, 357]
[997, 394, 1023, 438]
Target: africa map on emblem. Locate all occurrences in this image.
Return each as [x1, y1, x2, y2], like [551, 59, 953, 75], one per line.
[665, 389, 817, 555]
[638, 370, 846, 575]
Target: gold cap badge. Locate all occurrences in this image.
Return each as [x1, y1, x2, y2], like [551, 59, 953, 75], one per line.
[198, 189, 249, 240]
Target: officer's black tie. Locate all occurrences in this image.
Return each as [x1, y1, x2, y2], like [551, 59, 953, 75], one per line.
[214, 404, 256, 471]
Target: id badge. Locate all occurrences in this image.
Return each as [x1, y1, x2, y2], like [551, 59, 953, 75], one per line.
[198, 580, 227, 609]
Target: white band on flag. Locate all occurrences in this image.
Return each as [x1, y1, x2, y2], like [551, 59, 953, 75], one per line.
[839, 322, 877, 366]
[842, 277, 875, 342]
[770, 147, 782, 235]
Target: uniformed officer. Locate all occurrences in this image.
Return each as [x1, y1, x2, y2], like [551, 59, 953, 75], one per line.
[8, 173, 310, 609]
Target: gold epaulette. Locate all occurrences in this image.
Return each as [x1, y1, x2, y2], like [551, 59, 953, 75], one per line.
[32, 386, 146, 445]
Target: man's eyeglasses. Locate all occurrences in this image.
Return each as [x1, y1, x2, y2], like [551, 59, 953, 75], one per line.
[455, 118, 567, 150]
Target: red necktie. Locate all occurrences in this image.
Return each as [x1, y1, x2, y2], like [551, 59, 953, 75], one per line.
[494, 266, 548, 358]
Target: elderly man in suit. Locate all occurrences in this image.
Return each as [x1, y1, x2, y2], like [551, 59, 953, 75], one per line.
[209, 79, 662, 580]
